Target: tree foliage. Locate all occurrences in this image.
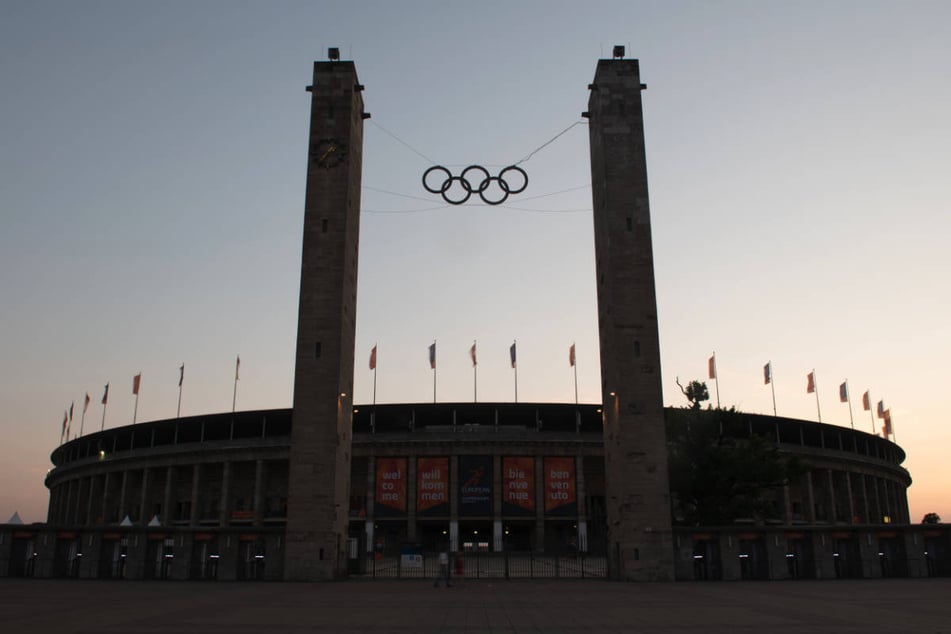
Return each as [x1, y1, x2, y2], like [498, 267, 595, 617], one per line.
[922, 512, 941, 524]
[666, 399, 805, 527]
[676, 377, 709, 410]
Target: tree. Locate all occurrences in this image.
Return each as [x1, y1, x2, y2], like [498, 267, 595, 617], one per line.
[675, 377, 709, 410]
[666, 400, 805, 527]
[922, 512, 941, 524]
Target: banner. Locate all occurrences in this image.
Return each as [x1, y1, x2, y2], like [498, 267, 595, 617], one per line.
[459, 455, 492, 516]
[417, 457, 449, 516]
[544, 457, 577, 516]
[375, 457, 407, 516]
[502, 456, 535, 516]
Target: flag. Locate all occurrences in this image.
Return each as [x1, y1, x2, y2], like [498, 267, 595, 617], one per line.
[510, 342, 517, 368]
[83, 392, 90, 414]
[877, 400, 885, 419]
[133, 373, 141, 395]
[883, 410, 892, 436]
[61, 410, 68, 440]
[569, 343, 576, 367]
[369, 345, 377, 370]
[101, 383, 109, 405]
[806, 371, 815, 394]
[179, 364, 185, 387]
[708, 355, 716, 379]
[763, 362, 771, 385]
[839, 382, 848, 403]
[235, 355, 241, 380]
[69, 402, 74, 422]
[429, 342, 436, 369]
[470, 342, 477, 367]
[862, 390, 870, 411]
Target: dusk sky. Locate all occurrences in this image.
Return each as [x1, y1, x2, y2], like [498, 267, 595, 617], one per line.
[2, 1, 948, 525]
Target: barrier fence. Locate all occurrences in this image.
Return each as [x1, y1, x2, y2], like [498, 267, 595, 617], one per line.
[360, 551, 607, 580]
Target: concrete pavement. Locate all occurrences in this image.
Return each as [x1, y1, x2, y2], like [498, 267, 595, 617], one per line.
[2, 578, 949, 633]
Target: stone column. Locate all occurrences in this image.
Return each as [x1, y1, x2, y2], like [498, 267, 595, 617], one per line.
[827, 469, 837, 522]
[117, 470, 128, 522]
[534, 456, 545, 552]
[162, 466, 174, 526]
[407, 456, 417, 541]
[861, 473, 871, 524]
[284, 58, 365, 581]
[86, 475, 100, 526]
[805, 471, 816, 522]
[782, 484, 793, 523]
[219, 462, 231, 526]
[64, 479, 76, 525]
[576, 454, 588, 552]
[845, 472, 856, 523]
[587, 55, 673, 581]
[253, 459, 265, 527]
[449, 456, 459, 552]
[101, 472, 112, 525]
[493, 455, 503, 552]
[140, 467, 150, 523]
[189, 464, 201, 526]
[365, 457, 375, 553]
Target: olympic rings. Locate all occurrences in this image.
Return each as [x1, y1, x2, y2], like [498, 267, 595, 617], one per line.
[422, 164, 528, 205]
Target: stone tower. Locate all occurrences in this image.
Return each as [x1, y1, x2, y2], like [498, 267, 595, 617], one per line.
[284, 58, 365, 580]
[587, 56, 674, 581]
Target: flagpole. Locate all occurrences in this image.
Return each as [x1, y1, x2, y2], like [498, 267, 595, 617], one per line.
[845, 380, 854, 429]
[712, 352, 720, 409]
[513, 340, 518, 404]
[813, 369, 822, 423]
[177, 364, 184, 418]
[101, 402, 107, 432]
[432, 340, 437, 404]
[474, 340, 478, 403]
[233, 355, 240, 413]
[868, 390, 876, 434]
[573, 363, 578, 406]
[373, 364, 377, 406]
[79, 409, 86, 438]
[768, 362, 777, 416]
[133, 393, 139, 425]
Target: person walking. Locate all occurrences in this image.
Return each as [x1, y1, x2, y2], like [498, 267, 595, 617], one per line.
[434, 549, 451, 587]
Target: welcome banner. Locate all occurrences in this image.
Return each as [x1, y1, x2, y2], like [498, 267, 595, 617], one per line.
[417, 457, 449, 516]
[459, 455, 493, 516]
[544, 456, 577, 516]
[502, 456, 535, 516]
[375, 457, 407, 516]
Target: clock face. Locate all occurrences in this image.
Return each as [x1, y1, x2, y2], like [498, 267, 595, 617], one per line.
[312, 138, 346, 168]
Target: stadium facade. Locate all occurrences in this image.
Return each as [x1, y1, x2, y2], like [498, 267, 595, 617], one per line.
[3, 404, 946, 581]
[3, 52, 947, 581]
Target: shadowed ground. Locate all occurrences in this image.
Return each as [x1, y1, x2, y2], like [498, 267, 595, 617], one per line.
[2, 578, 949, 633]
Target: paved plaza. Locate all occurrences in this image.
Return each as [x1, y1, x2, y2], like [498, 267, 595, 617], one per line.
[2, 578, 950, 633]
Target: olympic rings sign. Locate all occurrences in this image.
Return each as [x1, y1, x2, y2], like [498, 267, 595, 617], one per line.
[422, 165, 528, 205]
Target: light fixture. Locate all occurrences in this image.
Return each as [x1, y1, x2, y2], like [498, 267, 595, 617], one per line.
[328, 47, 340, 61]
[612, 45, 625, 59]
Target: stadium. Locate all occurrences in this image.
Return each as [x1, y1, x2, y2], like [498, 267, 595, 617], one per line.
[2, 51, 948, 582]
[1, 402, 945, 581]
